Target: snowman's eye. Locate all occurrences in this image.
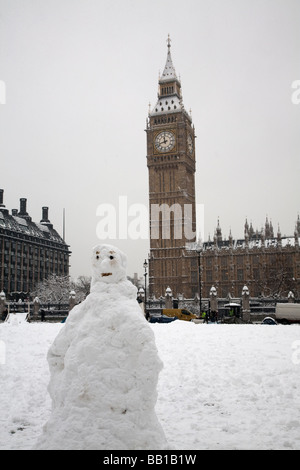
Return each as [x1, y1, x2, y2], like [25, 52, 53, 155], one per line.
[109, 255, 114, 260]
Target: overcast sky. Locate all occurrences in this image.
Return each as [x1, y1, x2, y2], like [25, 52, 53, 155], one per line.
[0, 0, 299, 280]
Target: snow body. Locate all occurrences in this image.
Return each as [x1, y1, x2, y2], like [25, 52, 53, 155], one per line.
[35, 244, 168, 450]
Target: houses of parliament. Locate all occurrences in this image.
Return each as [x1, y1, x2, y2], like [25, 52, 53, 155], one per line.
[146, 37, 300, 300]
[200, 216, 300, 299]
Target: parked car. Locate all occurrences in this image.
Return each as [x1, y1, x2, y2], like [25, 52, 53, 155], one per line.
[162, 308, 198, 322]
[149, 314, 177, 324]
[275, 303, 300, 324]
[261, 317, 277, 325]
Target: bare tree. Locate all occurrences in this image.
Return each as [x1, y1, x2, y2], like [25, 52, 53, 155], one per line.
[251, 253, 296, 298]
[32, 274, 71, 303]
[71, 275, 91, 302]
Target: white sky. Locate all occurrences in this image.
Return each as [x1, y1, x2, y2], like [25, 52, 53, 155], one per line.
[0, 0, 299, 280]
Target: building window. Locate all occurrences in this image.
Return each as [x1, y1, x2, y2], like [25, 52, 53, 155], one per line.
[222, 270, 229, 281]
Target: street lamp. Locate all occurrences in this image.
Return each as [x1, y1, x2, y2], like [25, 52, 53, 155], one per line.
[143, 259, 148, 313]
[196, 247, 202, 316]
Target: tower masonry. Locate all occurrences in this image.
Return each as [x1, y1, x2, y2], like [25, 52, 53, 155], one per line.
[146, 37, 198, 298]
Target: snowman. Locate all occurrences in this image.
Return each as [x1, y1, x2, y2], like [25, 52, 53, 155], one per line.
[35, 244, 169, 450]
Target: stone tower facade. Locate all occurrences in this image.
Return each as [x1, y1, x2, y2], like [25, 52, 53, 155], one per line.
[146, 37, 197, 298]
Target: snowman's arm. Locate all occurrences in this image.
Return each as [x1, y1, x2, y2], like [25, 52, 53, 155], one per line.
[47, 302, 83, 374]
[47, 328, 70, 373]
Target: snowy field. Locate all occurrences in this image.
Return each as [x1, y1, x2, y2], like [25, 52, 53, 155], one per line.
[0, 320, 300, 450]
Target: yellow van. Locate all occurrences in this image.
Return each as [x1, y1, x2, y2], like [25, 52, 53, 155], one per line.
[162, 308, 198, 322]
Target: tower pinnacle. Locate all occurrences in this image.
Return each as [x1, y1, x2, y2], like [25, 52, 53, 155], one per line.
[150, 37, 190, 119]
[167, 34, 171, 49]
[160, 35, 177, 82]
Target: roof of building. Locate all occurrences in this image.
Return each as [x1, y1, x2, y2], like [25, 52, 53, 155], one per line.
[202, 236, 300, 252]
[0, 192, 68, 248]
[187, 216, 300, 253]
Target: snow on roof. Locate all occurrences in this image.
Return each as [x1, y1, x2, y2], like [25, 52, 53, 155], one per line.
[12, 215, 28, 226]
[160, 48, 178, 82]
[0, 211, 66, 245]
[37, 223, 50, 232]
[202, 236, 299, 252]
[150, 95, 183, 116]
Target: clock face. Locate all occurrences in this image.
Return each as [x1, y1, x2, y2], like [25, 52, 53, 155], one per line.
[154, 131, 176, 153]
[187, 134, 193, 154]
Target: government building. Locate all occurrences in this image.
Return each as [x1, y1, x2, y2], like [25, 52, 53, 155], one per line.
[146, 39, 300, 301]
[201, 217, 300, 299]
[0, 189, 71, 299]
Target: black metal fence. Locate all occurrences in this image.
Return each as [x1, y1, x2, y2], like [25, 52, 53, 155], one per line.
[2, 296, 299, 322]
[1, 302, 69, 321]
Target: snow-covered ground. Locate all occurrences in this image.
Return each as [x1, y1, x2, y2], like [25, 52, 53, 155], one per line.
[0, 320, 300, 450]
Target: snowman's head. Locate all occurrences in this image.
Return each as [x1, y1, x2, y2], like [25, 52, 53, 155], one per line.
[91, 244, 127, 284]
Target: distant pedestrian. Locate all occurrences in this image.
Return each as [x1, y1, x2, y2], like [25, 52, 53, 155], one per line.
[40, 309, 45, 322]
[1, 308, 8, 322]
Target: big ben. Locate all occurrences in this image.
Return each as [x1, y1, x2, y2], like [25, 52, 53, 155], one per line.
[146, 37, 197, 298]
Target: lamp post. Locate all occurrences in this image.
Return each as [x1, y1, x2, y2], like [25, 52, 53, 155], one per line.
[0, 290, 6, 317]
[143, 259, 148, 313]
[196, 247, 202, 316]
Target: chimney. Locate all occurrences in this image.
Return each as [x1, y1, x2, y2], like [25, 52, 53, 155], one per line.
[18, 198, 31, 221]
[12, 209, 18, 216]
[0, 189, 8, 214]
[40, 206, 50, 224]
[19, 198, 28, 216]
[40, 206, 53, 228]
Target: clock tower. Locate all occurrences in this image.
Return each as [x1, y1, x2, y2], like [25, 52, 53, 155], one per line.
[146, 37, 197, 298]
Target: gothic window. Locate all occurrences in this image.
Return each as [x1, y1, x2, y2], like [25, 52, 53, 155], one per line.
[222, 270, 228, 281]
[237, 256, 243, 266]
